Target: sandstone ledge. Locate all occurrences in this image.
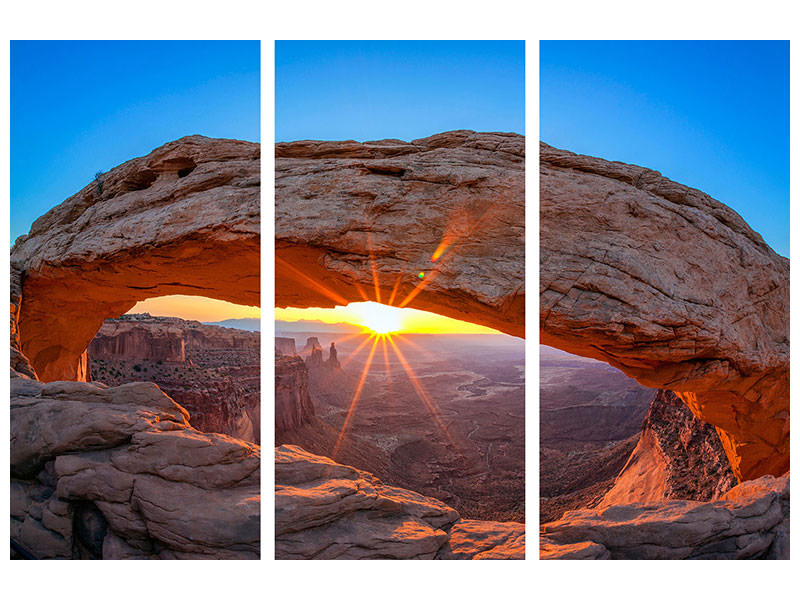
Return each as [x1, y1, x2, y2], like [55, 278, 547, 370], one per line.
[275, 445, 524, 560]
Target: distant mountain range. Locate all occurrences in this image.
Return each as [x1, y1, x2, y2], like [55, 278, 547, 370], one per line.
[275, 319, 366, 334]
[203, 318, 261, 332]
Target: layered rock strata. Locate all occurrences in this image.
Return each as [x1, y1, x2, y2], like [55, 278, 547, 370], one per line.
[275, 356, 315, 433]
[276, 130, 524, 338]
[275, 445, 524, 559]
[11, 136, 260, 382]
[540, 143, 788, 480]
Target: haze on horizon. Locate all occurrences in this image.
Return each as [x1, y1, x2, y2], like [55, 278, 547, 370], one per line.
[275, 302, 502, 335]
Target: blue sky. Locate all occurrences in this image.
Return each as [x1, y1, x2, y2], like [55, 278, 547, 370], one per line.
[11, 40, 260, 242]
[275, 40, 525, 142]
[541, 40, 789, 257]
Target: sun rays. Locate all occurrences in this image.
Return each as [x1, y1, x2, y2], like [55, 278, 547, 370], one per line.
[286, 205, 502, 462]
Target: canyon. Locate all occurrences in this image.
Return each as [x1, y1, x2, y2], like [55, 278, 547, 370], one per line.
[276, 330, 525, 523]
[10, 137, 260, 559]
[89, 314, 260, 444]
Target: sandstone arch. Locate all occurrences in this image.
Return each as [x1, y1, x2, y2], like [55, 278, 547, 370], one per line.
[11, 136, 259, 382]
[540, 143, 789, 481]
[275, 130, 525, 338]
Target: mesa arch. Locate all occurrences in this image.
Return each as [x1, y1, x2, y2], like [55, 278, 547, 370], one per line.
[11, 136, 259, 382]
[276, 130, 525, 337]
[540, 142, 788, 481]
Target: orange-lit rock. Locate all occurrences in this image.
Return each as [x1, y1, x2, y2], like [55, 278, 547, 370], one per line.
[276, 130, 524, 338]
[541, 472, 789, 560]
[540, 143, 788, 480]
[11, 136, 259, 382]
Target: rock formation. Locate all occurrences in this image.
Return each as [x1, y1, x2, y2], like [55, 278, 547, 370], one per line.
[326, 342, 340, 368]
[275, 337, 297, 355]
[10, 377, 260, 559]
[541, 472, 789, 559]
[275, 356, 315, 433]
[540, 142, 788, 481]
[301, 336, 322, 354]
[275, 445, 523, 559]
[276, 130, 524, 338]
[600, 390, 737, 508]
[10, 137, 260, 559]
[11, 136, 259, 382]
[305, 347, 323, 369]
[89, 316, 186, 363]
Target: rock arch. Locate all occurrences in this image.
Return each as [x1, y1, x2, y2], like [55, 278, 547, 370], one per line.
[275, 130, 525, 338]
[540, 143, 789, 481]
[11, 136, 260, 382]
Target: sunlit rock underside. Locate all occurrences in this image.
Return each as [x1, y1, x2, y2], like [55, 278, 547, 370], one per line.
[276, 130, 524, 338]
[11, 135, 259, 382]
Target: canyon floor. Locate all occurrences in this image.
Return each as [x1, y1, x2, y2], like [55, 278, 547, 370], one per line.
[277, 330, 525, 523]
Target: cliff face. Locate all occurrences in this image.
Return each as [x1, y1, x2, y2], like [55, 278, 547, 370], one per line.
[88, 314, 260, 444]
[275, 355, 315, 433]
[601, 390, 737, 507]
[276, 130, 524, 338]
[540, 143, 788, 481]
[11, 136, 259, 382]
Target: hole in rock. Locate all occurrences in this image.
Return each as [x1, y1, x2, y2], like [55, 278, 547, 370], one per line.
[275, 300, 525, 522]
[538, 345, 737, 524]
[87, 295, 260, 445]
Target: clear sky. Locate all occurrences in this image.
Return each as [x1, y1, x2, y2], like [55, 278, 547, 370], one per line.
[275, 41, 524, 334]
[11, 41, 260, 322]
[11, 40, 260, 243]
[541, 40, 789, 257]
[276, 40, 525, 142]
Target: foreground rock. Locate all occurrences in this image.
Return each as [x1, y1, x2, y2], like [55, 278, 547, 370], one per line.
[541, 472, 789, 560]
[12, 136, 260, 382]
[11, 377, 260, 559]
[540, 143, 788, 480]
[276, 130, 524, 338]
[275, 445, 524, 559]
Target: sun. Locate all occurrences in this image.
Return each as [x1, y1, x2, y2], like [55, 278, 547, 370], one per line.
[354, 301, 403, 334]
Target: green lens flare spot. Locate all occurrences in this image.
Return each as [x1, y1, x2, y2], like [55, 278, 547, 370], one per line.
[418, 272, 425, 279]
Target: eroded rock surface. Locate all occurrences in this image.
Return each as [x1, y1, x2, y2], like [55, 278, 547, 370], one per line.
[541, 472, 789, 560]
[275, 445, 524, 559]
[10, 377, 260, 559]
[276, 130, 524, 338]
[12, 136, 260, 382]
[10, 137, 260, 559]
[540, 143, 788, 480]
